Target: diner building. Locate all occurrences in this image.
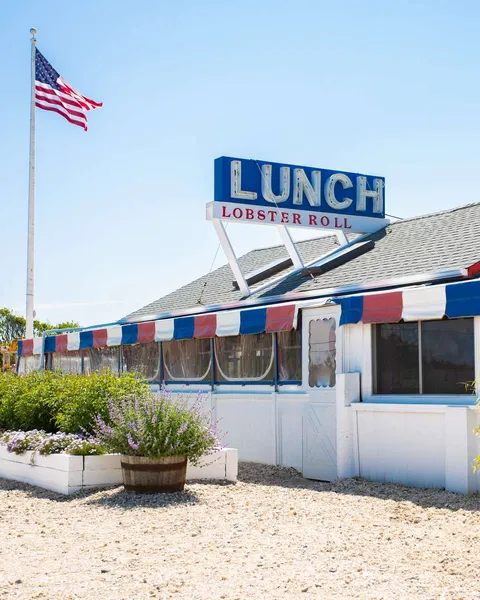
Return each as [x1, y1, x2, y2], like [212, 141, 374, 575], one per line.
[17, 202, 480, 493]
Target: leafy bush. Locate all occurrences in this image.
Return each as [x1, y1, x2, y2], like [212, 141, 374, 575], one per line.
[0, 430, 104, 456]
[55, 371, 150, 434]
[0, 370, 150, 434]
[93, 390, 222, 464]
[0, 370, 68, 432]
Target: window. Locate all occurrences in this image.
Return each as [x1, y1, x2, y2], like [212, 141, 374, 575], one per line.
[18, 355, 42, 374]
[277, 330, 301, 382]
[39, 327, 303, 386]
[215, 333, 274, 382]
[122, 342, 160, 381]
[373, 318, 475, 395]
[51, 351, 83, 374]
[308, 318, 336, 388]
[83, 347, 120, 375]
[163, 338, 211, 381]
[374, 323, 419, 394]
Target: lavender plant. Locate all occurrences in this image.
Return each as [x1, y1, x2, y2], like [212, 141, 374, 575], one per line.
[93, 389, 223, 465]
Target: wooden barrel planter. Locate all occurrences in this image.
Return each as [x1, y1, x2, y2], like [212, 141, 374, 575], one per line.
[120, 455, 188, 493]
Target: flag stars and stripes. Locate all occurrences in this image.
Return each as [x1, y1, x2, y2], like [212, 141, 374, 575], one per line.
[34, 49, 102, 131]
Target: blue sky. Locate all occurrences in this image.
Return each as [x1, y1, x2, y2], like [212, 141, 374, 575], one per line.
[1, 0, 478, 326]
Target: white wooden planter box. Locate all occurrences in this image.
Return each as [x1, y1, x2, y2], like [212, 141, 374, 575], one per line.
[0, 446, 238, 495]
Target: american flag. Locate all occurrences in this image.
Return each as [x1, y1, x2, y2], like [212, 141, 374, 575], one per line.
[35, 49, 102, 131]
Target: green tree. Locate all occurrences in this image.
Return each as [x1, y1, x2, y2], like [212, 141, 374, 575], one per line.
[0, 308, 80, 344]
[34, 320, 80, 335]
[0, 309, 25, 345]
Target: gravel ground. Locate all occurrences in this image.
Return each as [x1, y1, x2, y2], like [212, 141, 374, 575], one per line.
[0, 463, 479, 600]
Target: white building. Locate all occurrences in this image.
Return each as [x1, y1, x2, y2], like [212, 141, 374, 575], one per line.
[18, 202, 480, 493]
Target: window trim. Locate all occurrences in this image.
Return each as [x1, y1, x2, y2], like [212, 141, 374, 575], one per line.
[368, 317, 477, 401]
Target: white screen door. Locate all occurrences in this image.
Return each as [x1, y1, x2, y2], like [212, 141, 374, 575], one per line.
[302, 307, 341, 481]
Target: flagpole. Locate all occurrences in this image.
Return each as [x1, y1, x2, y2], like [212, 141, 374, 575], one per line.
[26, 27, 37, 339]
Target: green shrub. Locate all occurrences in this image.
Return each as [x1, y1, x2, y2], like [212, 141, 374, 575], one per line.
[0, 370, 69, 432]
[0, 372, 24, 430]
[56, 371, 149, 434]
[0, 370, 150, 434]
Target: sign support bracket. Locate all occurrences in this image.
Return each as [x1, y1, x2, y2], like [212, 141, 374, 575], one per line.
[336, 230, 349, 246]
[276, 225, 304, 269]
[210, 218, 307, 299]
[211, 219, 250, 298]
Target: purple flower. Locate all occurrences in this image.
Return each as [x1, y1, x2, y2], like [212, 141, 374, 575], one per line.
[1, 430, 103, 456]
[127, 433, 139, 451]
[95, 415, 113, 436]
[89, 388, 224, 462]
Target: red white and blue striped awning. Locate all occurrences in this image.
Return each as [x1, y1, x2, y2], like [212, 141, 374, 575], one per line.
[17, 278, 480, 357]
[335, 278, 480, 325]
[18, 303, 299, 356]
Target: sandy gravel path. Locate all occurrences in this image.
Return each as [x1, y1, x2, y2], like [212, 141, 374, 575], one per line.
[0, 463, 479, 600]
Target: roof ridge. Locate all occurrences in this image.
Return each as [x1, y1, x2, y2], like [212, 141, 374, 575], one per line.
[248, 232, 339, 254]
[388, 201, 480, 226]
[246, 201, 480, 251]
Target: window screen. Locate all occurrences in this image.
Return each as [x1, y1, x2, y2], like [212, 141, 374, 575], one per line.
[163, 338, 211, 381]
[83, 347, 120, 375]
[374, 323, 419, 394]
[51, 351, 83, 374]
[277, 330, 301, 382]
[215, 333, 274, 382]
[308, 318, 336, 388]
[374, 318, 474, 395]
[421, 319, 474, 394]
[122, 342, 160, 381]
[17, 355, 42, 374]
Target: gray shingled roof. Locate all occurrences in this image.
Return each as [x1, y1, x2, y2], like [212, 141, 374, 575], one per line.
[123, 203, 480, 321]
